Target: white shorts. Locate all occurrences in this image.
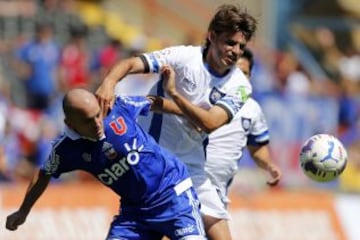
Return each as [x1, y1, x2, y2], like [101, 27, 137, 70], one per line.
[189, 168, 231, 220]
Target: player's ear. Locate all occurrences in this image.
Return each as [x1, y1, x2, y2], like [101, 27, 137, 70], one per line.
[207, 31, 216, 43]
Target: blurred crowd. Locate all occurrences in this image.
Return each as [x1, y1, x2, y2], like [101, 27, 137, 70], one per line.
[246, 26, 360, 191]
[0, 0, 158, 182]
[251, 26, 360, 135]
[0, 0, 359, 190]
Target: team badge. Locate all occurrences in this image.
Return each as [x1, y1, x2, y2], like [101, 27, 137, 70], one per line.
[209, 87, 225, 104]
[82, 152, 92, 162]
[102, 141, 118, 160]
[241, 117, 251, 131]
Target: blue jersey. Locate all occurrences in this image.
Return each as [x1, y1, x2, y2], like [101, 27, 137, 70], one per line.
[41, 96, 189, 211]
[16, 40, 60, 95]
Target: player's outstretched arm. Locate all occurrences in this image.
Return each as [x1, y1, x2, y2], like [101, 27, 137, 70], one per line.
[6, 170, 51, 231]
[161, 65, 229, 133]
[248, 145, 282, 186]
[96, 57, 146, 117]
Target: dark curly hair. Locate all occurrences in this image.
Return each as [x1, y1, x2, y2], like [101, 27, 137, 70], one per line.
[241, 48, 254, 72]
[205, 4, 258, 47]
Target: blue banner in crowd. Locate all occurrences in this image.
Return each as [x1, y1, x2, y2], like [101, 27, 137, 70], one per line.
[257, 93, 339, 143]
[239, 93, 340, 187]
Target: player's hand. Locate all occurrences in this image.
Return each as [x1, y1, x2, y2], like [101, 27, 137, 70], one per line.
[266, 164, 282, 186]
[6, 211, 27, 231]
[95, 84, 115, 118]
[161, 65, 177, 97]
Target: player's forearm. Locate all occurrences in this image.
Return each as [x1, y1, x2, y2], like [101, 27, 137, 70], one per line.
[250, 145, 282, 186]
[170, 92, 222, 133]
[254, 157, 274, 171]
[19, 171, 50, 215]
[249, 145, 274, 170]
[161, 64, 227, 132]
[102, 61, 132, 87]
[103, 57, 145, 87]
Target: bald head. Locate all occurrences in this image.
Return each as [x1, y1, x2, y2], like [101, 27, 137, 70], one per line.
[63, 88, 99, 118]
[63, 88, 104, 140]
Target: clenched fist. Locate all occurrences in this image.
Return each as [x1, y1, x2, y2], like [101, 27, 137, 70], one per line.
[6, 210, 27, 231]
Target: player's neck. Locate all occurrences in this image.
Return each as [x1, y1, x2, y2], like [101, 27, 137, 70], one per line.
[203, 47, 230, 77]
[204, 57, 230, 78]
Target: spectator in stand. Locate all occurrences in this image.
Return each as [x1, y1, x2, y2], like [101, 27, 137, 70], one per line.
[90, 37, 124, 91]
[0, 118, 22, 181]
[0, 95, 9, 181]
[98, 38, 124, 74]
[14, 21, 60, 112]
[273, 50, 314, 97]
[59, 24, 91, 91]
[37, 0, 85, 45]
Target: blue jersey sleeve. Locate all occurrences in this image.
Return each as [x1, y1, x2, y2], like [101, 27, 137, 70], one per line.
[114, 96, 152, 119]
[247, 131, 270, 146]
[40, 142, 64, 178]
[40, 134, 71, 179]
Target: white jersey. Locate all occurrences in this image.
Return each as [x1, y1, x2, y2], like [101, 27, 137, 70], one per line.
[205, 98, 269, 202]
[138, 45, 252, 174]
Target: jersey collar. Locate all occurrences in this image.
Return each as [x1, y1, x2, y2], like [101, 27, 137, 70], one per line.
[64, 125, 105, 142]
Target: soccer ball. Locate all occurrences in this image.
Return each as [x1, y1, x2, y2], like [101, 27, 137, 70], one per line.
[300, 134, 347, 182]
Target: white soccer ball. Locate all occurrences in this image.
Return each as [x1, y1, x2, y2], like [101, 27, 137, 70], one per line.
[300, 134, 347, 182]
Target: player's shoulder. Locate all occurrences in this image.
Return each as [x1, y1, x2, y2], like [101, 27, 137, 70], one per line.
[246, 98, 262, 108]
[241, 98, 263, 116]
[227, 67, 252, 88]
[110, 96, 151, 121]
[50, 133, 72, 154]
[163, 45, 202, 59]
[166, 45, 201, 52]
[114, 96, 150, 108]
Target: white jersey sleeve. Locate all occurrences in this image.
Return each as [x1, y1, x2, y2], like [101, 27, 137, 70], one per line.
[213, 68, 252, 120]
[246, 99, 269, 146]
[141, 45, 195, 73]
